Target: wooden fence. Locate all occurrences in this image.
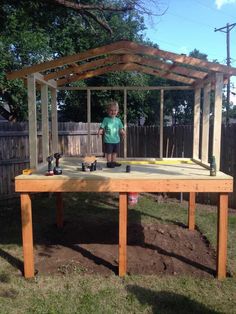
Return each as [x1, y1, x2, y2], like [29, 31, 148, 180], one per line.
[0, 122, 236, 208]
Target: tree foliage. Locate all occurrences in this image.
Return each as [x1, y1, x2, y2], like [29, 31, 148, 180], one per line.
[0, 0, 218, 126]
[1, 0, 154, 121]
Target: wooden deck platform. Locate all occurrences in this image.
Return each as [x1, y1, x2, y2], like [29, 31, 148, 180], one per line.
[15, 158, 233, 279]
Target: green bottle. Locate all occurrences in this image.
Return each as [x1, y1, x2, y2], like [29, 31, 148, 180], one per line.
[210, 156, 216, 176]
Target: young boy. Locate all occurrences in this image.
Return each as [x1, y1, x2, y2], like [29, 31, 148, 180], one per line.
[98, 101, 125, 168]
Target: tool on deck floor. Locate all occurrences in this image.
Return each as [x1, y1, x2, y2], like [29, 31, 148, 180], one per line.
[22, 168, 34, 175]
[45, 155, 54, 176]
[53, 153, 63, 175]
[81, 155, 97, 172]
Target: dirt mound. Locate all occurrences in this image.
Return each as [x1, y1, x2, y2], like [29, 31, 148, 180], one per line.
[35, 221, 216, 277]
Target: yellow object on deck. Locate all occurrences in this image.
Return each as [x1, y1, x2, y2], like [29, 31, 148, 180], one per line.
[119, 159, 194, 165]
[22, 168, 34, 175]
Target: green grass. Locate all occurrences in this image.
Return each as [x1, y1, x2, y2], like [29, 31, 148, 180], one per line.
[0, 193, 236, 313]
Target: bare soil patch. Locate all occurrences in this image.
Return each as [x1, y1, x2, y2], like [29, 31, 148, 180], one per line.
[35, 219, 216, 277]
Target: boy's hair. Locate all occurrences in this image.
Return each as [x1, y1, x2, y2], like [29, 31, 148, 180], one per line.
[107, 101, 119, 110]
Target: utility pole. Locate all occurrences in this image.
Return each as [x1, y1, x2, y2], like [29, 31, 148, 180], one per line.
[215, 22, 236, 125]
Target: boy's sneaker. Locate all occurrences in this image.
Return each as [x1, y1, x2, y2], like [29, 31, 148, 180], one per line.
[107, 162, 115, 168]
[112, 162, 121, 167]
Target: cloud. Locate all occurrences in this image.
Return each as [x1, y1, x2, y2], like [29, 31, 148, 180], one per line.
[215, 0, 236, 9]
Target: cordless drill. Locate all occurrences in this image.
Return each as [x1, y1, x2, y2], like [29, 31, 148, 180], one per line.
[46, 155, 54, 176]
[53, 153, 63, 175]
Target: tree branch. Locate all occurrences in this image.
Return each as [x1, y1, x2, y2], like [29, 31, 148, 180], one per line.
[82, 10, 112, 34]
[52, 0, 134, 12]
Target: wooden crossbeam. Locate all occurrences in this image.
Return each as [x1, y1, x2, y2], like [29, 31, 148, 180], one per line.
[120, 41, 236, 76]
[45, 54, 208, 82]
[34, 73, 57, 88]
[6, 42, 130, 80]
[7, 40, 236, 81]
[120, 55, 208, 79]
[44, 55, 120, 81]
[57, 62, 195, 86]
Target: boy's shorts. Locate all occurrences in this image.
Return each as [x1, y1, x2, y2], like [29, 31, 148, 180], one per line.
[104, 143, 120, 154]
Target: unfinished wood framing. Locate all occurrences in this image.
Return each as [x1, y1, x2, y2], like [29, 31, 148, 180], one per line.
[41, 84, 49, 163]
[87, 89, 91, 156]
[8, 40, 236, 280]
[188, 192, 196, 231]
[27, 74, 37, 169]
[193, 87, 201, 159]
[119, 192, 128, 276]
[213, 73, 224, 171]
[217, 192, 228, 280]
[15, 158, 233, 279]
[51, 88, 58, 154]
[201, 82, 211, 164]
[160, 89, 164, 158]
[123, 88, 127, 158]
[21, 193, 34, 278]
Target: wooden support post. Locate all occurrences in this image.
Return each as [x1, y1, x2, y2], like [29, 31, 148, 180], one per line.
[27, 74, 38, 169]
[123, 88, 127, 158]
[21, 193, 34, 278]
[87, 89, 91, 155]
[193, 87, 201, 159]
[213, 73, 224, 171]
[188, 192, 195, 230]
[160, 89, 164, 158]
[201, 83, 211, 164]
[56, 192, 63, 228]
[51, 88, 58, 154]
[41, 84, 49, 163]
[217, 192, 228, 279]
[119, 192, 128, 277]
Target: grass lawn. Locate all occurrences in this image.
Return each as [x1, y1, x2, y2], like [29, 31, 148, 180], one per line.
[0, 193, 236, 314]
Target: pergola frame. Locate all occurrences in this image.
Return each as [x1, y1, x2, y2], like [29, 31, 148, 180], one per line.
[7, 41, 236, 280]
[7, 40, 236, 169]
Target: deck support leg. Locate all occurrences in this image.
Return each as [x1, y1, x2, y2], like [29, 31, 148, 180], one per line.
[119, 192, 128, 276]
[188, 192, 196, 230]
[21, 193, 34, 278]
[56, 192, 63, 228]
[217, 192, 228, 279]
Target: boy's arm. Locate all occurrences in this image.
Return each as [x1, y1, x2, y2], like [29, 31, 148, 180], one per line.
[98, 127, 104, 136]
[120, 128, 125, 139]
[98, 118, 105, 137]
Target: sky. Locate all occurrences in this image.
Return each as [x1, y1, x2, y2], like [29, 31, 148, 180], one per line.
[143, 0, 236, 102]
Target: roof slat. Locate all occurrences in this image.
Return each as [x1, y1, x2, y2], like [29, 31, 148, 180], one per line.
[6, 40, 236, 85]
[57, 63, 195, 86]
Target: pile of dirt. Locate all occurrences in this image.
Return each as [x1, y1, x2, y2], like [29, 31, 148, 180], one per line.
[35, 220, 216, 277]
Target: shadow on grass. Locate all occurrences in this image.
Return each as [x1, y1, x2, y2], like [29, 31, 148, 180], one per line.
[126, 285, 221, 314]
[0, 248, 23, 275]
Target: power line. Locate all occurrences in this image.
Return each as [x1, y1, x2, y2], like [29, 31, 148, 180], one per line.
[193, 0, 236, 20]
[215, 23, 236, 125]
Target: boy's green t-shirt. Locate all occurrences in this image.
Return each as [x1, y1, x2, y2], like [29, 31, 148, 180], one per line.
[100, 117, 124, 143]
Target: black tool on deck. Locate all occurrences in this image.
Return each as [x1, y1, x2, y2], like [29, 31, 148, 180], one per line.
[126, 165, 131, 173]
[46, 155, 54, 176]
[53, 153, 63, 175]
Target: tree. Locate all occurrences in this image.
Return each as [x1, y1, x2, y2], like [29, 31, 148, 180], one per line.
[0, 0, 165, 121]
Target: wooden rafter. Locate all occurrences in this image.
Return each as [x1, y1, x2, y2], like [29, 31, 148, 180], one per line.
[6, 40, 236, 86]
[44, 55, 120, 80]
[57, 62, 195, 86]
[118, 55, 208, 79]
[120, 41, 236, 75]
[44, 53, 206, 84]
[6, 41, 128, 80]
